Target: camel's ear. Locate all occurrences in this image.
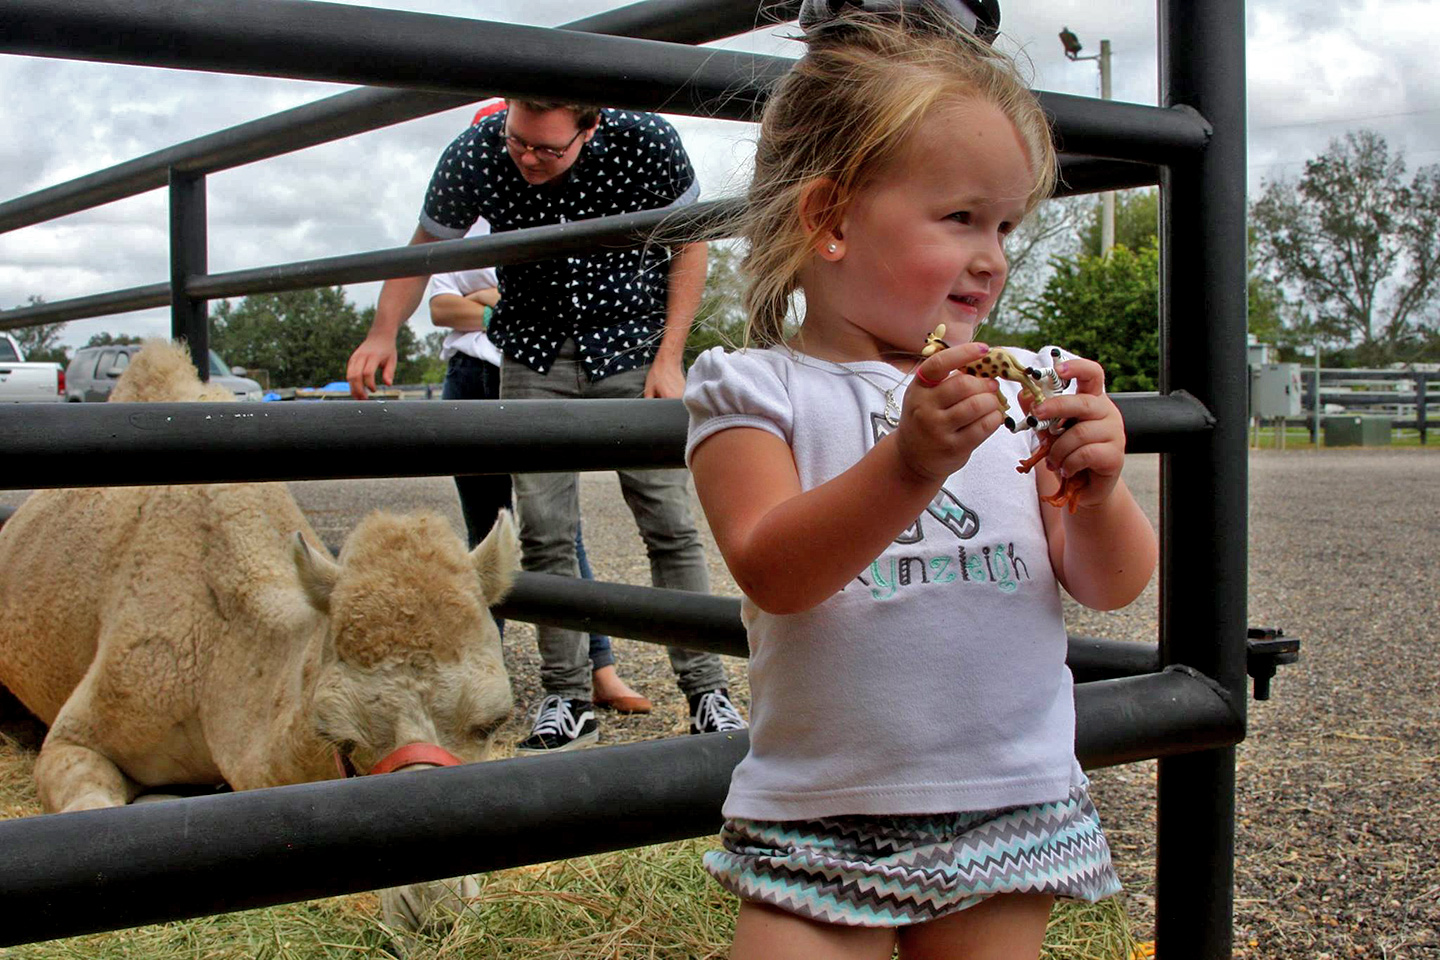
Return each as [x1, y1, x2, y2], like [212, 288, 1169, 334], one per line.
[471, 509, 520, 605]
[293, 533, 341, 612]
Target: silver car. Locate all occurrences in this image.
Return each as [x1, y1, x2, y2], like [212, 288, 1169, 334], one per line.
[65, 346, 264, 402]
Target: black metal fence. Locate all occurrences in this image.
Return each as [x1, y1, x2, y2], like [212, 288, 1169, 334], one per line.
[1305, 368, 1435, 444]
[0, 1, 1253, 956]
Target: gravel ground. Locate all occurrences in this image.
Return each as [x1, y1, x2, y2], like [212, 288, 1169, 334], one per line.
[1060, 450, 1440, 959]
[3, 447, 1437, 956]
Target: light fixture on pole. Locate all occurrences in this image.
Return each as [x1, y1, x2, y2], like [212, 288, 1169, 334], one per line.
[1059, 26, 1115, 256]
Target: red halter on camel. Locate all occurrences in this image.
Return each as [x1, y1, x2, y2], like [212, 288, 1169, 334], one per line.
[335, 742, 465, 778]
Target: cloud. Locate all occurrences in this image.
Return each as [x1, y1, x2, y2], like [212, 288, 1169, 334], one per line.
[1249, 1, 1440, 182]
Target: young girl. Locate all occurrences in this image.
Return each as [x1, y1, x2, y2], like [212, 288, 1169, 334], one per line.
[683, 10, 1159, 960]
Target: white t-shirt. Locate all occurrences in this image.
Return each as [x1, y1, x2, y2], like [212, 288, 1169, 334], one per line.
[684, 345, 1080, 821]
[426, 219, 502, 367]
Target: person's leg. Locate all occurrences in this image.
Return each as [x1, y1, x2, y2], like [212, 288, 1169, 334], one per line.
[731, 901, 895, 960]
[443, 355, 514, 550]
[501, 351, 589, 702]
[444, 355, 513, 635]
[588, 366, 729, 699]
[575, 520, 614, 670]
[577, 486, 652, 713]
[896, 893, 1054, 960]
[615, 465, 737, 702]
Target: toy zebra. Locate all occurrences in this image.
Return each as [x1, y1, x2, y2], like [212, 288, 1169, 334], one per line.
[919, 324, 1084, 512]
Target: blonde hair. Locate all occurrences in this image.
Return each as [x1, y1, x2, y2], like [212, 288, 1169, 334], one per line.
[739, 13, 1057, 346]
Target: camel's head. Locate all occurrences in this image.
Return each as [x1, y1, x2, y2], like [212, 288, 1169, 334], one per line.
[292, 510, 520, 773]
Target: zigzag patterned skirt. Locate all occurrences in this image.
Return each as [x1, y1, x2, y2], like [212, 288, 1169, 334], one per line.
[703, 779, 1121, 927]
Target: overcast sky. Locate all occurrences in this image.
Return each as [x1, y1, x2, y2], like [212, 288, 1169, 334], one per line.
[2, 0, 1437, 352]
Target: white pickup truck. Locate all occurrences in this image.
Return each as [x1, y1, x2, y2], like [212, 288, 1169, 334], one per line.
[0, 332, 63, 402]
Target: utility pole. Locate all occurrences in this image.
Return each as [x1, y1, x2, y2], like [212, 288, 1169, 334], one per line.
[1098, 39, 1114, 256]
[1060, 27, 1115, 255]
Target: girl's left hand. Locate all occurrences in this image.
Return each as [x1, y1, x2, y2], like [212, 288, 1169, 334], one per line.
[1023, 356, 1126, 509]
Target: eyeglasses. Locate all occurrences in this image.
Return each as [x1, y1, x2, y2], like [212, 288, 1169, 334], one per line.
[504, 127, 585, 161]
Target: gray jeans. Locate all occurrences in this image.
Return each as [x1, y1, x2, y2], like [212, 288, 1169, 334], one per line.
[501, 341, 728, 700]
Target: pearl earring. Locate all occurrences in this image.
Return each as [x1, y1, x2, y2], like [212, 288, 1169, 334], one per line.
[826, 243, 837, 253]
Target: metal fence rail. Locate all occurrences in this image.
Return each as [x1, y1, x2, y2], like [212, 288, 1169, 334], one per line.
[0, 1, 1249, 956]
[0, 392, 1211, 490]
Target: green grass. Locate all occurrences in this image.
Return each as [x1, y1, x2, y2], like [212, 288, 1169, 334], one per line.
[1248, 426, 1439, 449]
[1, 737, 1138, 959]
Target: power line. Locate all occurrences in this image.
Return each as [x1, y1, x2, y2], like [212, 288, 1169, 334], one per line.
[1251, 105, 1440, 133]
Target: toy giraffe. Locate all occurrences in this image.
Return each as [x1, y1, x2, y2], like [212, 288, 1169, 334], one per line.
[919, 324, 1085, 512]
[920, 324, 1068, 433]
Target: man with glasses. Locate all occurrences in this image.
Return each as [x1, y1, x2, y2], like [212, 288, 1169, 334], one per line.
[347, 99, 744, 753]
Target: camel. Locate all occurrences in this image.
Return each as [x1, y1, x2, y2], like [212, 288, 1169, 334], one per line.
[0, 340, 520, 941]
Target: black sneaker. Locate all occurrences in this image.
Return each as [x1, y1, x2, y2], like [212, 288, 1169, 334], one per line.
[516, 695, 598, 753]
[689, 688, 747, 735]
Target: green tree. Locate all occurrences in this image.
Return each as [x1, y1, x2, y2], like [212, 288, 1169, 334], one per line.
[212, 286, 420, 388]
[1080, 188, 1160, 258]
[7, 296, 69, 364]
[1022, 241, 1160, 392]
[84, 332, 145, 347]
[1251, 130, 1440, 365]
[1417, 326, 1440, 363]
[1075, 194, 1300, 356]
[1248, 273, 1291, 349]
[412, 330, 449, 385]
[684, 243, 749, 367]
[986, 195, 1086, 338]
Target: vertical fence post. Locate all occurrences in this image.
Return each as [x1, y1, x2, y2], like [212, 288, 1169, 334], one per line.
[1306, 367, 1319, 445]
[1158, 2, 1247, 958]
[1419, 374, 1429, 445]
[169, 169, 209, 380]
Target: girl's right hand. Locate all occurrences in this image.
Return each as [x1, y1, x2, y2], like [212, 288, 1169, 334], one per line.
[894, 342, 1005, 483]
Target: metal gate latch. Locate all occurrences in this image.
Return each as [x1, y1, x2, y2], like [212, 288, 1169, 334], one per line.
[1246, 627, 1300, 700]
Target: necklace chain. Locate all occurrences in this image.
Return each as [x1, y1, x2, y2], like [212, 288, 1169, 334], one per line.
[786, 350, 920, 426]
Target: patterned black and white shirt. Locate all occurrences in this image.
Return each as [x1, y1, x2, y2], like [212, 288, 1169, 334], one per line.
[420, 108, 701, 380]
